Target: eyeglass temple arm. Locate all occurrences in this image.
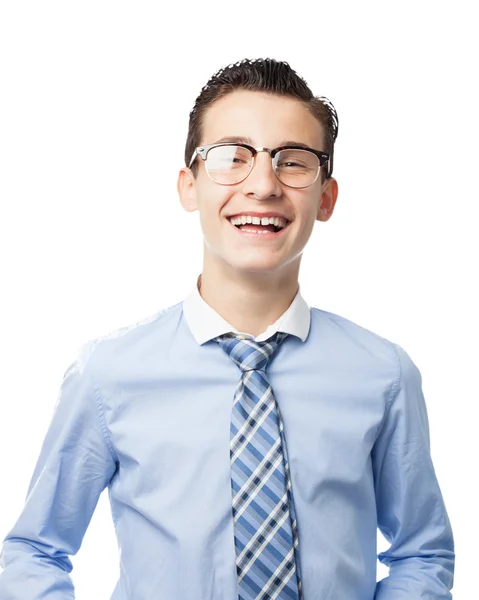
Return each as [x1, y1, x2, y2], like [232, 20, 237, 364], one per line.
[188, 149, 198, 169]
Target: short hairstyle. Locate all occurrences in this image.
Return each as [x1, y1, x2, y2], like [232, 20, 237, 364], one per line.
[184, 58, 339, 181]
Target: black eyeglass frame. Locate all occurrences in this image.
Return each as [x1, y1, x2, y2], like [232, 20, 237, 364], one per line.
[188, 142, 331, 187]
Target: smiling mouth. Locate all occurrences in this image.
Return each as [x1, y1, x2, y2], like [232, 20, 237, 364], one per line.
[227, 219, 292, 236]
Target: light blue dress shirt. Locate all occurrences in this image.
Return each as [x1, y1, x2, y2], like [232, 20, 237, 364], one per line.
[0, 276, 454, 599]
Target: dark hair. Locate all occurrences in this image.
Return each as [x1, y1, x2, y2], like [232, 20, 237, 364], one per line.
[184, 58, 339, 181]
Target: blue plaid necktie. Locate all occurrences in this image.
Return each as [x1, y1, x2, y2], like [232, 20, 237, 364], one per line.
[215, 331, 302, 600]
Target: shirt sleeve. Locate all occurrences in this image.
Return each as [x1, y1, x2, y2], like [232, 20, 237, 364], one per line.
[372, 343, 455, 599]
[0, 343, 118, 599]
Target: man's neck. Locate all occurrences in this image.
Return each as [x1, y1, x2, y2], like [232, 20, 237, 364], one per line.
[197, 268, 300, 338]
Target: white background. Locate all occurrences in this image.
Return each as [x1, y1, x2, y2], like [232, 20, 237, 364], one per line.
[0, 1, 477, 598]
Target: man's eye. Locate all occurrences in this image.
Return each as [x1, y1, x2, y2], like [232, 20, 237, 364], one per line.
[279, 161, 306, 168]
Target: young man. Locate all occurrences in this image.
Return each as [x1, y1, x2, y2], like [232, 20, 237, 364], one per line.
[0, 58, 454, 599]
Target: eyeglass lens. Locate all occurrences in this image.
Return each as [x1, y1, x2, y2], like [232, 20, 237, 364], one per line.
[205, 145, 320, 187]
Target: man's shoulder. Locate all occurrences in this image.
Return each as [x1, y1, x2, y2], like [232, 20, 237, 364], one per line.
[73, 300, 184, 375]
[309, 305, 406, 364]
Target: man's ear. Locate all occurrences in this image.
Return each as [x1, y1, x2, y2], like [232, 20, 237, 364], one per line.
[177, 167, 198, 213]
[317, 177, 339, 222]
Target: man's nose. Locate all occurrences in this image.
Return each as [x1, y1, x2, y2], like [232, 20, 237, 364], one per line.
[241, 151, 281, 199]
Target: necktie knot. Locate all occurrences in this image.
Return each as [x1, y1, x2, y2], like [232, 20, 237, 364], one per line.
[215, 331, 289, 373]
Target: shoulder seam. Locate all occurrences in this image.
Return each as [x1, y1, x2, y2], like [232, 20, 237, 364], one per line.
[88, 366, 119, 465]
[372, 341, 402, 444]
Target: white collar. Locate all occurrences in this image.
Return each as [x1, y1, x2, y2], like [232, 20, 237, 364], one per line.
[182, 275, 311, 345]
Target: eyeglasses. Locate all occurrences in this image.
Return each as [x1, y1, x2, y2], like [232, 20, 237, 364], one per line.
[188, 143, 330, 189]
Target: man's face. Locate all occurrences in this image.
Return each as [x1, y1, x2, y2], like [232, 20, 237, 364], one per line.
[178, 90, 338, 278]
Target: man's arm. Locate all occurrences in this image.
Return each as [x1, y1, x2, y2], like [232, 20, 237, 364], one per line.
[372, 343, 455, 599]
[0, 343, 118, 599]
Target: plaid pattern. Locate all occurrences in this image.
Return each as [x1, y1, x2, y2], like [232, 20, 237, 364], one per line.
[215, 331, 302, 600]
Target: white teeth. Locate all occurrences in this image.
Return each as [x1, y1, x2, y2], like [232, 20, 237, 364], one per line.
[228, 215, 289, 229]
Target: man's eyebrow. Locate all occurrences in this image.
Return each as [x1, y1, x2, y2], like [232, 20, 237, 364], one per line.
[280, 140, 312, 149]
[213, 136, 313, 149]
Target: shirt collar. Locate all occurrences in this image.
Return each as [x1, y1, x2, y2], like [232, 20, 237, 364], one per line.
[182, 274, 311, 345]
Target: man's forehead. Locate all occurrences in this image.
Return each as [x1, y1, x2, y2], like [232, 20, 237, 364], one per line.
[201, 92, 324, 147]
